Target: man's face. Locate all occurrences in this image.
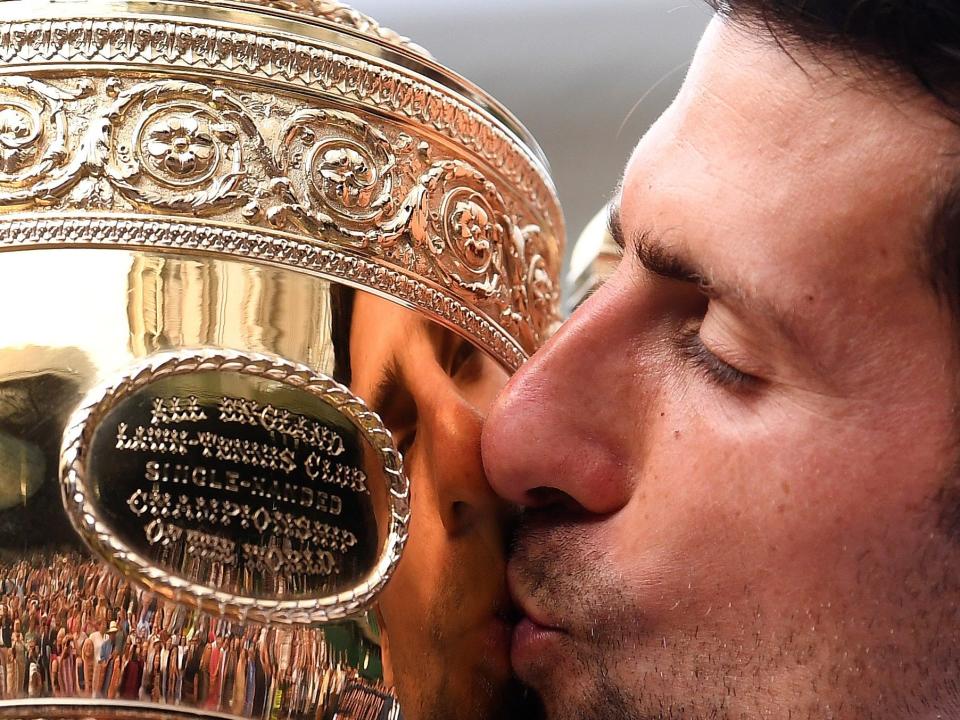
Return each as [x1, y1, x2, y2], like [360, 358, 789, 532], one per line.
[347, 292, 518, 720]
[483, 18, 960, 720]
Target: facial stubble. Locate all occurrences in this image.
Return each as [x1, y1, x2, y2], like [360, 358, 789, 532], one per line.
[509, 508, 960, 720]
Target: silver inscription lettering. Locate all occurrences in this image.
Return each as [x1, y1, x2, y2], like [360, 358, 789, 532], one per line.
[304, 452, 368, 494]
[150, 395, 208, 425]
[218, 397, 346, 455]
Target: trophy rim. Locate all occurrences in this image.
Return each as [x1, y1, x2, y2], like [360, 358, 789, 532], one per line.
[0, 0, 556, 180]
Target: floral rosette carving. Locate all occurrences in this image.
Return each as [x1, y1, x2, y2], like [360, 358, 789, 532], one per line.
[0, 71, 561, 360]
[101, 80, 259, 213]
[0, 76, 92, 207]
[269, 108, 402, 246]
[407, 160, 509, 298]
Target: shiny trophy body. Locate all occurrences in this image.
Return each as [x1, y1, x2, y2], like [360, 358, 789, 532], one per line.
[0, 2, 563, 718]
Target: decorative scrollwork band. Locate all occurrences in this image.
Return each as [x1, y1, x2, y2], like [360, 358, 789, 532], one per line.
[0, 10, 557, 224]
[0, 215, 529, 370]
[0, 70, 561, 358]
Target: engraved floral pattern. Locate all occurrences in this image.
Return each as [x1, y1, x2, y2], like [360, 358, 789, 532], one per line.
[104, 84, 248, 210]
[528, 254, 555, 313]
[144, 115, 216, 179]
[449, 199, 495, 275]
[0, 74, 561, 354]
[0, 16, 557, 220]
[406, 161, 508, 298]
[317, 146, 376, 207]
[0, 77, 89, 196]
[275, 108, 401, 244]
[526, 250, 560, 338]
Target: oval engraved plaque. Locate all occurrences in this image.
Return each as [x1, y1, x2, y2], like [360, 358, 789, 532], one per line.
[60, 350, 409, 625]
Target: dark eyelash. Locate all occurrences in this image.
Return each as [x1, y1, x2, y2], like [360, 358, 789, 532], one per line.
[677, 325, 756, 389]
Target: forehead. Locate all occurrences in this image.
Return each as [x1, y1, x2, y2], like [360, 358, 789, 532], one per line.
[350, 294, 428, 369]
[621, 18, 957, 298]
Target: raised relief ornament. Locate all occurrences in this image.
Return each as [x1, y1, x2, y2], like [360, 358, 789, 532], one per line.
[0, 1, 562, 719]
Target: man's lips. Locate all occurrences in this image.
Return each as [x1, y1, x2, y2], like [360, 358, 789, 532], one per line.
[459, 590, 520, 678]
[507, 566, 567, 670]
[511, 613, 566, 672]
[506, 561, 564, 631]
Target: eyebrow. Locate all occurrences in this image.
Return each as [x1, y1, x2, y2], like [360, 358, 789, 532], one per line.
[607, 201, 718, 297]
[607, 200, 807, 351]
[370, 357, 403, 417]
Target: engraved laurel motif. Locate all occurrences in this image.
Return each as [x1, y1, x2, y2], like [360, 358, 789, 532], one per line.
[101, 80, 257, 213]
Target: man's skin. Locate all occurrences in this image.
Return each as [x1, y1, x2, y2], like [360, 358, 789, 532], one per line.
[347, 292, 518, 720]
[483, 16, 960, 720]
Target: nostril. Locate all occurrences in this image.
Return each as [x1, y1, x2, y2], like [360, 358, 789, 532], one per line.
[443, 499, 478, 537]
[525, 486, 582, 512]
[451, 499, 470, 521]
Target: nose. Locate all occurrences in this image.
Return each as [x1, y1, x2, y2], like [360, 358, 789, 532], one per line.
[482, 282, 638, 515]
[422, 379, 504, 537]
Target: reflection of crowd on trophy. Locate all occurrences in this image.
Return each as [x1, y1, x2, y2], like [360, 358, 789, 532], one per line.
[0, 553, 398, 720]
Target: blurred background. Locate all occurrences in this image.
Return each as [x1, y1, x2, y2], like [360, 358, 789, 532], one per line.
[352, 0, 713, 260]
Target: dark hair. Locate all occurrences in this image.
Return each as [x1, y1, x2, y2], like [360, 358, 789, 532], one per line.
[329, 286, 355, 387]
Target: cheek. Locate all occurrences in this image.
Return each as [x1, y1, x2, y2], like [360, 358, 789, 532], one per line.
[380, 457, 442, 607]
[607, 389, 940, 619]
[463, 357, 509, 414]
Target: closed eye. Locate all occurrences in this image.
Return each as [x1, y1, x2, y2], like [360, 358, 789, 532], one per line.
[677, 321, 759, 390]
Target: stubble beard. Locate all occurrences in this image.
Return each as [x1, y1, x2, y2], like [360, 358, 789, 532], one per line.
[393, 566, 544, 720]
[508, 512, 960, 720]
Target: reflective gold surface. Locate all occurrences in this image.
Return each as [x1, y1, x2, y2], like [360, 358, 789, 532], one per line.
[0, 1, 563, 717]
[0, 248, 526, 719]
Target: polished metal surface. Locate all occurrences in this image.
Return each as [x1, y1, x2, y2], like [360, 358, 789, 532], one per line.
[0, 1, 563, 718]
[565, 205, 621, 313]
[0, 249, 520, 719]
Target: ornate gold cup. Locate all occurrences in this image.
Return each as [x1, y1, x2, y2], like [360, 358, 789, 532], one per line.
[0, 2, 563, 718]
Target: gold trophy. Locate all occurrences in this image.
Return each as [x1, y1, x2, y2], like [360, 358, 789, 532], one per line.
[0, 1, 563, 718]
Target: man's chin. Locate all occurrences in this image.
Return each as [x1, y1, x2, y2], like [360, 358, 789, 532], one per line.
[404, 674, 545, 720]
[498, 675, 547, 720]
[515, 676, 638, 720]
[507, 633, 645, 720]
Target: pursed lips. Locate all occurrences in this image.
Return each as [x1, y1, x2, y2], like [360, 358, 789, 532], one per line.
[506, 559, 567, 635]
